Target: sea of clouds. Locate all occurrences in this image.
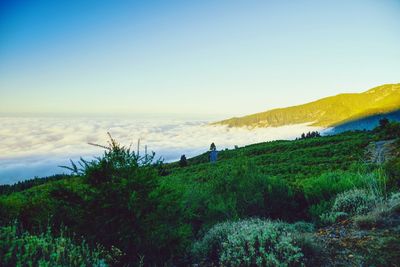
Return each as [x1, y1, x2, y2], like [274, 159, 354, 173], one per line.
[0, 116, 323, 184]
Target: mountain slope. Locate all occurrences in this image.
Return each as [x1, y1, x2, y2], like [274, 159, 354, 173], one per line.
[328, 110, 400, 134]
[214, 83, 400, 128]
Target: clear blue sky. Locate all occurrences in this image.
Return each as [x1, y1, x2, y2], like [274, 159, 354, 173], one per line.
[1, 0, 399, 117]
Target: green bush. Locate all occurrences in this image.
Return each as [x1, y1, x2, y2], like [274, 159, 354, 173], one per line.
[191, 220, 238, 264]
[0, 225, 106, 267]
[308, 200, 332, 222]
[300, 171, 376, 205]
[319, 211, 348, 224]
[192, 218, 316, 266]
[385, 157, 400, 189]
[388, 191, 400, 212]
[318, 188, 381, 225]
[353, 209, 385, 229]
[354, 191, 400, 229]
[291, 221, 315, 233]
[375, 121, 400, 140]
[331, 188, 380, 216]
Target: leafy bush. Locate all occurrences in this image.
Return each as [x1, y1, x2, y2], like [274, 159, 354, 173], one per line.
[353, 208, 386, 229]
[331, 188, 380, 216]
[0, 225, 106, 267]
[307, 168, 390, 222]
[291, 221, 315, 233]
[385, 157, 400, 189]
[319, 211, 348, 225]
[354, 191, 400, 229]
[191, 220, 237, 264]
[375, 121, 400, 140]
[300, 171, 378, 205]
[318, 188, 381, 225]
[308, 200, 333, 223]
[192, 218, 316, 266]
[388, 191, 400, 212]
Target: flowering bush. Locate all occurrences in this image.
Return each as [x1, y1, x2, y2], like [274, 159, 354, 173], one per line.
[331, 188, 380, 216]
[192, 218, 307, 266]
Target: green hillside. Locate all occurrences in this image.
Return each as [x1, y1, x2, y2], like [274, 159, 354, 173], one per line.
[214, 83, 400, 128]
[1, 123, 400, 266]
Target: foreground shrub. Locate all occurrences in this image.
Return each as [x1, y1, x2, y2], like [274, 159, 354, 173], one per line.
[61, 134, 164, 265]
[388, 192, 400, 212]
[0, 225, 106, 267]
[331, 188, 380, 216]
[300, 171, 369, 205]
[319, 188, 381, 225]
[319, 212, 348, 225]
[353, 208, 386, 229]
[192, 218, 317, 266]
[385, 158, 400, 189]
[354, 191, 400, 229]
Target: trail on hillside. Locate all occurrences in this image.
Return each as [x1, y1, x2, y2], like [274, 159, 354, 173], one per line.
[366, 140, 396, 164]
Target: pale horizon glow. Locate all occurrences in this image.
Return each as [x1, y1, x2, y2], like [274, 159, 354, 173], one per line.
[1, 0, 400, 117]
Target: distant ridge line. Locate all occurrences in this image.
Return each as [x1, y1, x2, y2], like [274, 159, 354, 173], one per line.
[213, 83, 400, 128]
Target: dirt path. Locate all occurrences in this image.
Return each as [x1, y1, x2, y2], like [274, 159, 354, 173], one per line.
[367, 140, 396, 164]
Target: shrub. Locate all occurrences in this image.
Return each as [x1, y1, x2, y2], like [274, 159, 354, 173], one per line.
[385, 158, 400, 189]
[191, 220, 239, 264]
[375, 121, 400, 140]
[353, 191, 400, 229]
[60, 134, 163, 265]
[309, 200, 332, 222]
[0, 225, 107, 267]
[192, 218, 314, 266]
[300, 171, 369, 205]
[292, 233, 323, 266]
[291, 221, 315, 233]
[331, 188, 380, 216]
[318, 188, 381, 225]
[353, 209, 384, 229]
[388, 192, 400, 213]
[319, 212, 348, 225]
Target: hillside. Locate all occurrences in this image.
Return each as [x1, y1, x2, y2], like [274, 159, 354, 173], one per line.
[214, 83, 400, 128]
[1, 125, 399, 266]
[328, 109, 400, 134]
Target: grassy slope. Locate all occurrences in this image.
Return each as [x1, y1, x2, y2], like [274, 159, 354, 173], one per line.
[1, 130, 398, 266]
[167, 131, 372, 181]
[0, 132, 372, 224]
[214, 83, 400, 128]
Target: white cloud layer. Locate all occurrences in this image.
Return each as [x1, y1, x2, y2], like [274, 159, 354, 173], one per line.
[0, 117, 323, 184]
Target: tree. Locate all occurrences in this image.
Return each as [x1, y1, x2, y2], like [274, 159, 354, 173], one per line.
[179, 155, 187, 167]
[210, 142, 216, 151]
[379, 117, 390, 128]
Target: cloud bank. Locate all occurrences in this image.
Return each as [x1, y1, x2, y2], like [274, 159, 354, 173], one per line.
[0, 117, 323, 184]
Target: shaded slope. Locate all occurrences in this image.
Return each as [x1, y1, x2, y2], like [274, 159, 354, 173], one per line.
[327, 109, 400, 134]
[214, 84, 400, 128]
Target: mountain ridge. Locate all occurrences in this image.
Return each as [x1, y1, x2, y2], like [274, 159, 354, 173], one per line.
[213, 83, 400, 128]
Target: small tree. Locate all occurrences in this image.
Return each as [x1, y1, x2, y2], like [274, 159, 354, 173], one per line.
[379, 118, 390, 128]
[179, 155, 187, 167]
[210, 143, 216, 151]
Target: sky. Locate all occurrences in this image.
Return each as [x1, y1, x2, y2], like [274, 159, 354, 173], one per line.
[1, 0, 400, 117]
